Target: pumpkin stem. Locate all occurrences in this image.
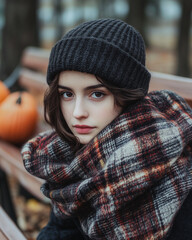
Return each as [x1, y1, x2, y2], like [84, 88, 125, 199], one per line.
[16, 92, 22, 104]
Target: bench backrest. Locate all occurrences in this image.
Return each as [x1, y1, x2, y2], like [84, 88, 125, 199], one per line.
[0, 46, 192, 201]
[20, 47, 192, 106]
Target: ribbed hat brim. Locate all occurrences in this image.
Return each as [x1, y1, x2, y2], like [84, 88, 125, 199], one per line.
[47, 37, 150, 93]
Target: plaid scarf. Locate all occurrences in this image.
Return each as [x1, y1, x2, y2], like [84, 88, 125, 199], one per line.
[22, 90, 192, 240]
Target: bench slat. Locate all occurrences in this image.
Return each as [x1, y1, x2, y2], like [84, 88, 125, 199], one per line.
[19, 68, 47, 93]
[21, 47, 49, 73]
[150, 71, 192, 102]
[0, 206, 27, 240]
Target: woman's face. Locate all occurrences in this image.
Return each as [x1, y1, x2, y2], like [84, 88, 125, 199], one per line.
[58, 71, 122, 144]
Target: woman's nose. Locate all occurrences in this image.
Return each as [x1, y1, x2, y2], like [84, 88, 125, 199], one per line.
[73, 98, 88, 119]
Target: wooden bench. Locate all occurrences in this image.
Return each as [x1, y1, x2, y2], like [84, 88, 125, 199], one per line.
[0, 206, 26, 240]
[0, 46, 192, 238]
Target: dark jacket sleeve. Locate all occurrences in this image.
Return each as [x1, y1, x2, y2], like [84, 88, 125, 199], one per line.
[37, 210, 86, 240]
[166, 190, 192, 240]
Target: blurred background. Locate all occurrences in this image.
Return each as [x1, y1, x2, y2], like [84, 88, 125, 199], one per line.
[0, 0, 192, 82]
[0, 0, 191, 239]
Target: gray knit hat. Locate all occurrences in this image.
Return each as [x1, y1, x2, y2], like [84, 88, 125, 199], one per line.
[47, 18, 151, 94]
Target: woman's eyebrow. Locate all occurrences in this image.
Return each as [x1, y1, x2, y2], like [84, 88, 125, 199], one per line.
[57, 84, 105, 91]
[85, 84, 104, 90]
[57, 85, 71, 90]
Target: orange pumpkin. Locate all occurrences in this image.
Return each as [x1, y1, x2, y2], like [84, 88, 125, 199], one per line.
[0, 91, 38, 144]
[0, 81, 10, 103]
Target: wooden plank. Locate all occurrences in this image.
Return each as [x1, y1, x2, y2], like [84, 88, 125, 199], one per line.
[19, 68, 47, 93]
[21, 47, 49, 73]
[0, 231, 8, 240]
[150, 71, 192, 101]
[0, 140, 46, 201]
[0, 206, 27, 240]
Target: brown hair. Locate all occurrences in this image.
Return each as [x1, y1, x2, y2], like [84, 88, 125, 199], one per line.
[44, 74, 145, 150]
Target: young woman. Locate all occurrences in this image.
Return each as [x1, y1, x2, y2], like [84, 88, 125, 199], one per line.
[21, 19, 192, 240]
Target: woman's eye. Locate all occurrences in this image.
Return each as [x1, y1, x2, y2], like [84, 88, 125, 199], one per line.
[61, 92, 73, 99]
[91, 92, 105, 99]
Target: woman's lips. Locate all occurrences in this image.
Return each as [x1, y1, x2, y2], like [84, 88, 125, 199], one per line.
[73, 125, 95, 134]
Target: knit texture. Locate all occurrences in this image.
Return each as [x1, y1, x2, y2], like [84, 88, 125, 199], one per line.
[47, 18, 151, 94]
[22, 90, 192, 239]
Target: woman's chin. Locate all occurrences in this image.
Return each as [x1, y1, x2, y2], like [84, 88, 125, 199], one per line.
[76, 134, 94, 145]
